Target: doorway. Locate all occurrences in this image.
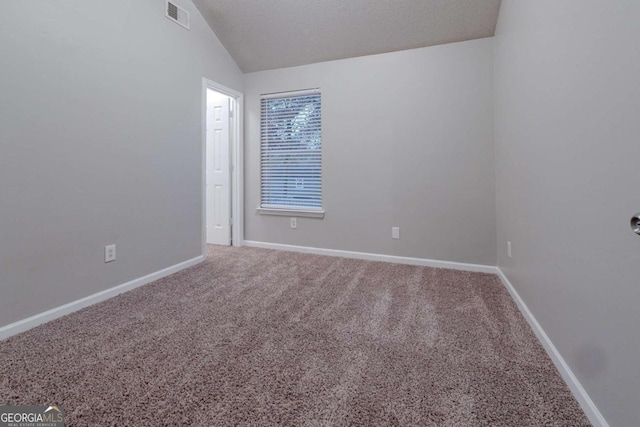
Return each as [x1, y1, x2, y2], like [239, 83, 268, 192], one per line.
[202, 79, 243, 252]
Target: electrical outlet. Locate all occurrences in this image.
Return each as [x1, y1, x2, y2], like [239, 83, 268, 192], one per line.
[105, 244, 116, 263]
[290, 218, 297, 229]
[392, 227, 400, 240]
[507, 241, 512, 258]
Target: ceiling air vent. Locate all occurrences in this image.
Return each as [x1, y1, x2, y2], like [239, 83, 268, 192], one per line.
[166, 1, 190, 30]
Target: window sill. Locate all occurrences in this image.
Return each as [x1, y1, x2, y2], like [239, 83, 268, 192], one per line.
[257, 207, 325, 219]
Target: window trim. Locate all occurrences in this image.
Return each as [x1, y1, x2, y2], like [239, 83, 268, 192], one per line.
[258, 88, 324, 217]
[256, 207, 325, 218]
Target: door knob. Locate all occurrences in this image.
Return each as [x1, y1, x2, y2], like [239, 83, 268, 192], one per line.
[631, 213, 640, 235]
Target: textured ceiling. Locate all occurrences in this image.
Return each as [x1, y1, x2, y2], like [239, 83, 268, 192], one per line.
[192, 0, 502, 73]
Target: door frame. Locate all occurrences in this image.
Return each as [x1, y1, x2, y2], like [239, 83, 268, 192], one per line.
[201, 78, 244, 255]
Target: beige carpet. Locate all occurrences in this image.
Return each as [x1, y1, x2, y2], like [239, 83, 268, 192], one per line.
[0, 246, 590, 426]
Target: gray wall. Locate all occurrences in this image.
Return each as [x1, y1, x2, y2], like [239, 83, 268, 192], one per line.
[244, 38, 496, 266]
[0, 0, 242, 326]
[494, 2, 640, 425]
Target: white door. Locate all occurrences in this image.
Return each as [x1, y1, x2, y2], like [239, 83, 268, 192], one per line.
[206, 90, 231, 245]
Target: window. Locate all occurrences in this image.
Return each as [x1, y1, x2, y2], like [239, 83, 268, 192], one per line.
[259, 89, 323, 216]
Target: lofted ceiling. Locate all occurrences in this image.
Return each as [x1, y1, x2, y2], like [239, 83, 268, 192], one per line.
[192, 0, 502, 73]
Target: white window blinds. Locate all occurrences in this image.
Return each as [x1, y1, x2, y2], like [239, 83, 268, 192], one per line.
[260, 89, 322, 210]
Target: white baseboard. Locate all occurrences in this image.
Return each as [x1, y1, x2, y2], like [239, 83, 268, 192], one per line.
[0, 255, 204, 341]
[243, 240, 496, 274]
[496, 268, 609, 427]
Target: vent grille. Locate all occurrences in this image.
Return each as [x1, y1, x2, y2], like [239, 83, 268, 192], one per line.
[166, 1, 190, 30]
[167, 2, 178, 19]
